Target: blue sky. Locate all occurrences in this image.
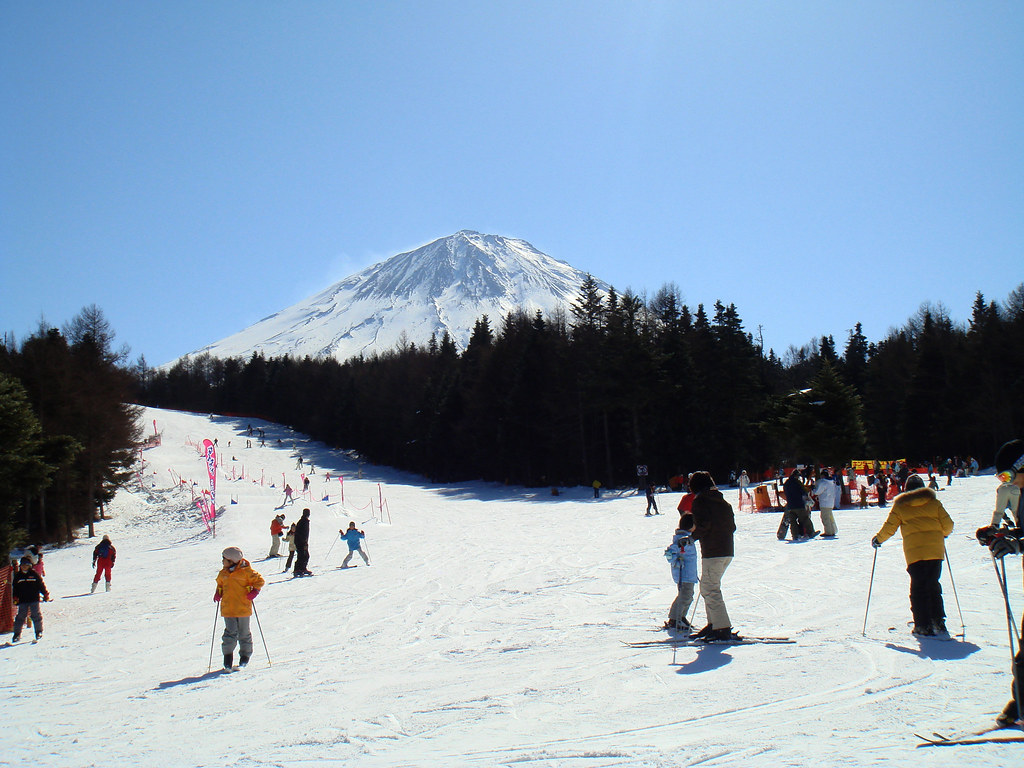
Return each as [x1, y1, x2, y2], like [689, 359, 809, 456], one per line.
[2, 2, 1021, 366]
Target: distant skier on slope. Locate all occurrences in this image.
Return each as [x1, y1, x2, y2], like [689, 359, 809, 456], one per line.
[340, 522, 369, 567]
[645, 484, 659, 516]
[269, 514, 285, 558]
[283, 523, 297, 571]
[91, 535, 117, 593]
[214, 547, 264, 670]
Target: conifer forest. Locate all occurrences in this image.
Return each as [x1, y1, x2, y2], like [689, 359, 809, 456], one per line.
[3, 283, 1023, 553]
[135, 280, 1024, 491]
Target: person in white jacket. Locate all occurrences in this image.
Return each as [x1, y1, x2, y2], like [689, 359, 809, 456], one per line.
[992, 480, 1021, 528]
[814, 468, 839, 538]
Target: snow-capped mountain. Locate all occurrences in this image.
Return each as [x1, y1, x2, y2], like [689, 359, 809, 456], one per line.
[187, 231, 604, 362]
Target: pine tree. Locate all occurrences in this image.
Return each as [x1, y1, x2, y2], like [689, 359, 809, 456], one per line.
[782, 361, 866, 466]
[0, 375, 59, 558]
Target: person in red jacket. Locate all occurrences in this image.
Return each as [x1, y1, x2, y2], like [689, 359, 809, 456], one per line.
[214, 547, 265, 670]
[268, 514, 286, 558]
[91, 535, 116, 593]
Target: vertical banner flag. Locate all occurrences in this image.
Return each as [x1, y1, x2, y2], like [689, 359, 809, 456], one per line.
[202, 439, 218, 535]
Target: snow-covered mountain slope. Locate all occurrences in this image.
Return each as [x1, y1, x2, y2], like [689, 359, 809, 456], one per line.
[2, 407, 1018, 767]
[186, 231, 604, 363]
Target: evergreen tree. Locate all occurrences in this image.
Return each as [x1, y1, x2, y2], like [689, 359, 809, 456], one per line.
[0, 375, 54, 558]
[782, 361, 866, 466]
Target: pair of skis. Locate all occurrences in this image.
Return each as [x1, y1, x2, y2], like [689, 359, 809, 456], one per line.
[624, 635, 793, 648]
[915, 725, 1024, 746]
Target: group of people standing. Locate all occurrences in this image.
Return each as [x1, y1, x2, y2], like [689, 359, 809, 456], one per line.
[265, 508, 312, 575]
[266, 509, 369, 576]
[662, 440, 1024, 730]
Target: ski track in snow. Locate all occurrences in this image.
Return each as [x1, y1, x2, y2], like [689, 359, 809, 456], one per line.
[0, 407, 1020, 767]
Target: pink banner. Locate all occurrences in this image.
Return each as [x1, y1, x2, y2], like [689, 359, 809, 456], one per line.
[202, 439, 218, 535]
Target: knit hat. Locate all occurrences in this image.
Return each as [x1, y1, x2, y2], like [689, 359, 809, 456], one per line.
[995, 439, 1024, 476]
[222, 546, 244, 563]
[905, 474, 924, 491]
[688, 471, 715, 494]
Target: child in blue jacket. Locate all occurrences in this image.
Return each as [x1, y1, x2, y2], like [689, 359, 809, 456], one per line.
[340, 522, 369, 567]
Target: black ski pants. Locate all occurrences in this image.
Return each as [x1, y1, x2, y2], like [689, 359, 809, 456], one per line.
[906, 559, 944, 628]
[293, 545, 310, 575]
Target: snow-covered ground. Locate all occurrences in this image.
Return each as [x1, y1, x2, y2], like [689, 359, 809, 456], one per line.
[1, 407, 1021, 767]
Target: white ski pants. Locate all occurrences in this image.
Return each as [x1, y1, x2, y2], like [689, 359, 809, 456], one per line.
[342, 547, 369, 567]
[700, 556, 732, 630]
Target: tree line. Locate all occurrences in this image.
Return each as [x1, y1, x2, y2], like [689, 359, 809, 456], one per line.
[137, 279, 1024, 490]
[0, 306, 141, 557]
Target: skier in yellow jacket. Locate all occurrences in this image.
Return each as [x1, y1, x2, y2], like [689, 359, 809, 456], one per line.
[871, 474, 954, 637]
[214, 547, 265, 670]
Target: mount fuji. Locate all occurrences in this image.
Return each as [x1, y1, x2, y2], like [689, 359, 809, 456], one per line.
[186, 231, 604, 363]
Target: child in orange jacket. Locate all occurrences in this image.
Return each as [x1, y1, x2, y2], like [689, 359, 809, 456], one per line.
[214, 547, 265, 670]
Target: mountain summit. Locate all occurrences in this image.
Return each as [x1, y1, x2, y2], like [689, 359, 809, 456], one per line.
[188, 231, 600, 363]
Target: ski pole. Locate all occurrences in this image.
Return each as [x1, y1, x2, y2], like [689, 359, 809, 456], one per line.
[324, 536, 338, 562]
[992, 555, 1023, 727]
[207, 602, 220, 673]
[252, 602, 272, 667]
[688, 582, 703, 629]
[943, 545, 965, 636]
[862, 547, 879, 636]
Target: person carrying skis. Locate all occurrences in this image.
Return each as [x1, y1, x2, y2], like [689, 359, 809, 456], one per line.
[339, 522, 369, 567]
[292, 508, 312, 577]
[687, 471, 737, 641]
[91, 534, 116, 593]
[214, 546, 264, 670]
[269, 513, 285, 557]
[871, 474, 954, 637]
[981, 439, 1024, 727]
[11, 556, 50, 643]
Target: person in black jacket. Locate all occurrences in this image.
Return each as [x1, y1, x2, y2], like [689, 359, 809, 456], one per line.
[11, 556, 50, 642]
[687, 471, 737, 641]
[292, 508, 312, 577]
[781, 471, 818, 541]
